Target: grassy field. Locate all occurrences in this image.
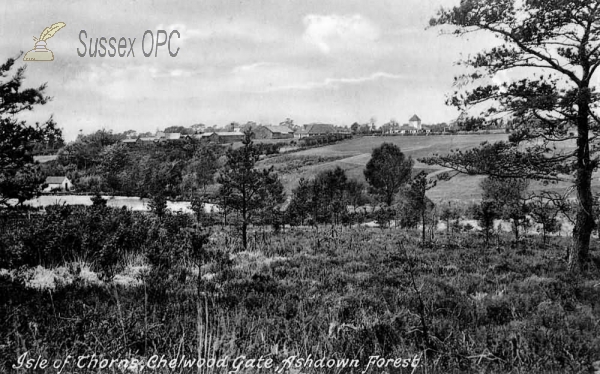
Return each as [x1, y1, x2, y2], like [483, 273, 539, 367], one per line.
[1, 225, 598, 374]
[258, 134, 600, 201]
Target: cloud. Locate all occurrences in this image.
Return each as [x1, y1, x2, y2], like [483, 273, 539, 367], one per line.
[157, 21, 283, 45]
[65, 63, 198, 101]
[267, 71, 405, 91]
[302, 14, 380, 53]
[231, 62, 281, 74]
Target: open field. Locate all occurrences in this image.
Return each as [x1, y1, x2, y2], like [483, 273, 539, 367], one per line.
[257, 134, 600, 201]
[1, 223, 598, 374]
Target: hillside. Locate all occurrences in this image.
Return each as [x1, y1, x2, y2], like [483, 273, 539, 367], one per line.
[259, 134, 505, 200]
[258, 134, 600, 202]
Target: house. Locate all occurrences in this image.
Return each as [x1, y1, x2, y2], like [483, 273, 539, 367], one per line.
[399, 124, 417, 135]
[138, 137, 157, 146]
[409, 114, 422, 130]
[157, 132, 182, 142]
[294, 129, 308, 138]
[294, 123, 336, 138]
[196, 132, 220, 143]
[43, 176, 73, 192]
[216, 132, 245, 143]
[185, 132, 220, 142]
[421, 125, 433, 134]
[121, 138, 139, 146]
[254, 125, 294, 139]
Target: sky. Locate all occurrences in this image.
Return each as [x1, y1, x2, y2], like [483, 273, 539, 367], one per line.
[1, 0, 498, 141]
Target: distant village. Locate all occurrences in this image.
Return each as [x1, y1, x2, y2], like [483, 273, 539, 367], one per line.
[116, 114, 509, 146]
[37, 113, 511, 193]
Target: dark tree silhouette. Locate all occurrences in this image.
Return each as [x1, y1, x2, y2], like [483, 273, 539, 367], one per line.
[406, 171, 436, 246]
[0, 55, 62, 208]
[481, 177, 529, 242]
[425, 0, 600, 272]
[217, 130, 285, 249]
[364, 143, 413, 206]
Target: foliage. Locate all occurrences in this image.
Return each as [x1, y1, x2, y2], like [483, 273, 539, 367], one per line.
[52, 136, 226, 198]
[364, 143, 413, 206]
[1, 227, 598, 374]
[481, 177, 530, 242]
[0, 55, 62, 208]
[440, 201, 461, 235]
[473, 199, 499, 247]
[426, 0, 600, 272]
[298, 133, 350, 147]
[90, 191, 107, 207]
[287, 167, 366, 227]
[217, 130, 286, 249]
[528, 192, 565, 245]
[405, 171, 437, 245]
[147, 194, 168, 218]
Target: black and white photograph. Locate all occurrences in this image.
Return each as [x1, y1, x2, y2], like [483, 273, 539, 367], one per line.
[1, 0, 600, 373]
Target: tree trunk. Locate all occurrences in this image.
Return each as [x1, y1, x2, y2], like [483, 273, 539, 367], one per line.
[570, 167, 594, 272]
[242, 221, 248, 250]
[421, 209, 426, 247]
[570, 97, 595, 272]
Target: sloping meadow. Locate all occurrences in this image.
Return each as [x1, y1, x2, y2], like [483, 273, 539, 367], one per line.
[1, 213, 599, 373]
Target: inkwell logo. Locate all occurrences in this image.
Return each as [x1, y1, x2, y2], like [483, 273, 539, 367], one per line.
[23, 22, 66, 61]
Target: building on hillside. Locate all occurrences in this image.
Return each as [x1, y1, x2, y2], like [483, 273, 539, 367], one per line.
[138, 137, 157, 146]
[421, 125, 433, 134]
[399, 124, 418, 135]
[43, 176, 73, 192]
[294, 123, 336, 138]
[216, 132, 245, 143]
[156, 132, 182, 142]
[254, 125, 294, 139]
[189, 132, 219, 143]
[121, 138, 138, 146]
[409, 114, 422, 130]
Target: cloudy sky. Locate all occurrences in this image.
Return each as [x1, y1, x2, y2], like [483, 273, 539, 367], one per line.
[1, 0, 496, 140]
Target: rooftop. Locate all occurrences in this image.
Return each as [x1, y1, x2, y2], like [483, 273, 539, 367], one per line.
[45, 176, 68, 184]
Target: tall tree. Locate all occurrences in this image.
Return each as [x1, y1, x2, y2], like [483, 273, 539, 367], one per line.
[217, 130, 285, 249]
[98, 142, 130, 192]
[481, 177, 530, 242]
[425, 0, 600, 272]
[406, 171, 436, 246]
[364, 143, 413, 206]
[0, 55, 62, 208]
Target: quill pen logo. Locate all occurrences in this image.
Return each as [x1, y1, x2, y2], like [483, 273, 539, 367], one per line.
[23, 22, 66, 61]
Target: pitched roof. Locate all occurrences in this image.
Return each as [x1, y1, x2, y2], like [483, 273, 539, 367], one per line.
[399, 125, 416, 131]
[45, 176, 67, 184]
[409, 114, 421, 122]
[304, 123, 335, 134]
[217, 132, 245, 137]
[263, 125, 293, 134]
[197, 132, 218, 138]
